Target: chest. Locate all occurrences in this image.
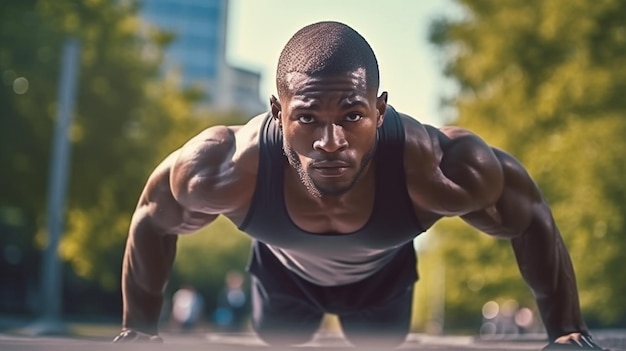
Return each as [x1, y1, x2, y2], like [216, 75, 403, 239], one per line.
[283, 182, 375, 235]
[241, 182, 423, 255]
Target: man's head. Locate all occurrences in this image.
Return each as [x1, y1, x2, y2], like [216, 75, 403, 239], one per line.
[271, 21, 388, 198]
[276, 21, 380, 98]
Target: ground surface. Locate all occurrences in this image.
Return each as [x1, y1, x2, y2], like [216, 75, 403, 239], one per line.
[1, 316, 624, 351]
[1, 330, 625, 351]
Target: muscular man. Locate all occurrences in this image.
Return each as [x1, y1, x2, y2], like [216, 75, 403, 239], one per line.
[113, 21, 605, 349]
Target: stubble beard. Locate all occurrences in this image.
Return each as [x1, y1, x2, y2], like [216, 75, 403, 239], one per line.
[282, 139, 377, 198]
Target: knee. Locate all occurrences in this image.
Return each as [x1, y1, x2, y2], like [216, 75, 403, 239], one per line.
[252, 316, 317, 347]
[341, 319, 409, 349]
[253, 326, 315, 347]
[343, 331, 408, 349]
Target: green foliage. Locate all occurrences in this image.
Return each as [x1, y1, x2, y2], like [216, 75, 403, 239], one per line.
[429, 0, 626, 328]
[413, 223, 534, 333]
[1, 0, 251, 303]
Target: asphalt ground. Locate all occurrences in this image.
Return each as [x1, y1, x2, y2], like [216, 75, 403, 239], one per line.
[1, 330, 625, 351]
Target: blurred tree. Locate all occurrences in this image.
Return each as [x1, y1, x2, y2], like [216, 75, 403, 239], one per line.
[423, 0, 626, 330]
[1, 0, 253, 316]
[1, 0, 70, 314]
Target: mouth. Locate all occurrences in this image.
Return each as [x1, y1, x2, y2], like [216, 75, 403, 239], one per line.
[310, 161, 351, 178]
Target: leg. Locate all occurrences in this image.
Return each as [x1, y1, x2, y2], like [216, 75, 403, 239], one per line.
[251, 276, 324, 346]
[339, 284, 413, 348]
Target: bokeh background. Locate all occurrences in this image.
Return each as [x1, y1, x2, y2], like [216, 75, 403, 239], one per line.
[1, 0, 624, 338]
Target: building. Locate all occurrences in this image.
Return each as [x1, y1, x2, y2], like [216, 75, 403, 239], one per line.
[139, 0, 266, 115]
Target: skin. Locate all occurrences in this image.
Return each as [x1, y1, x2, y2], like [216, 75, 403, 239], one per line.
[118, 68, 595, 348]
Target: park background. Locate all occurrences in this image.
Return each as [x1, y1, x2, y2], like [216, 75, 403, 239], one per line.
[1, 0, 625, 337]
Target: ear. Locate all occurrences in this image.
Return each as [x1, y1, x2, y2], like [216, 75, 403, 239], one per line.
[375, 92, 388, 128]
[270, 95, 281, 121]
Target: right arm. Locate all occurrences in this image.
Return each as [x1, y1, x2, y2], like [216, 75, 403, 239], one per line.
[121, 151, 217, 336]
[120, 125, 244, 336]
[117, 116, 262, 340]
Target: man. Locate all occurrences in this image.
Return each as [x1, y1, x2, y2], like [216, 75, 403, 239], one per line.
[113, 21, 605, 349]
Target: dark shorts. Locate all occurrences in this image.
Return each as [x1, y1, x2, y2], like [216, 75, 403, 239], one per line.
[247, 241, 418, 346]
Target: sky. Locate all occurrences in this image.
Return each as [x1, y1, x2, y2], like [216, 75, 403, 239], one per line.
[225, 0, 462, 127]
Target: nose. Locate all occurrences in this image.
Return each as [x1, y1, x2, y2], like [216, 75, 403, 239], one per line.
[313, 123, 348, 153]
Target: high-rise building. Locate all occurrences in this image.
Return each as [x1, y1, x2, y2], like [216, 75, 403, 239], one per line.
[139, 0, 266, 115]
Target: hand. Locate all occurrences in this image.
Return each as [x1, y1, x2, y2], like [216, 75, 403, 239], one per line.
[112, 329, 163, 343]
[542, 333, 608, 350]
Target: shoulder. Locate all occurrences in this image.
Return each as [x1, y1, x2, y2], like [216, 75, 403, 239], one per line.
[169, 113, 267, 213]
[400, 113, 500, 178]
[437, 126, 502, 174]
[399, 113, 494, 164]
[399, 111, 505, 215]
[397, 112, 442, 174]
[173, 113, 267, 179]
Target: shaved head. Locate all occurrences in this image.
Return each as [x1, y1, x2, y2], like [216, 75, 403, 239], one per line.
[276, 21, 380, 97]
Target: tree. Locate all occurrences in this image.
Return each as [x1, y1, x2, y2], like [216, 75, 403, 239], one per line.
[1, 0, 252, 316]
[425, 0, 626, 330]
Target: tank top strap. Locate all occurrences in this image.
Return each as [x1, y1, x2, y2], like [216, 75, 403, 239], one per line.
[375, 106, 406, 188]
[238, 113, 283, 230]
[373, 106, 421, 229]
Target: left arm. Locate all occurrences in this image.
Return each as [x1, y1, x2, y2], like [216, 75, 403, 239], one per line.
[408, 123, 602, 348]
[460, 148, 588, 342]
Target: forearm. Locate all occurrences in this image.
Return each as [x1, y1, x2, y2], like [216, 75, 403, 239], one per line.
[511, 211, 587, 340]
[122, 216, 178, 335]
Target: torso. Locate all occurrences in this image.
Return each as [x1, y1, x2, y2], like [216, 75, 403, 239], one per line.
[169, 105, 497, 285]
[166, 94, 506, 285]
[214, 110, 446, 233]
[235, 108, 423, 285]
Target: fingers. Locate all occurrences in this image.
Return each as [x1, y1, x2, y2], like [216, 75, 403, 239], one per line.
[543, 333, 608, 350]
[579, 335, 604, 349]
[112, 329, 163, 343]
[555, 333, 584, 347]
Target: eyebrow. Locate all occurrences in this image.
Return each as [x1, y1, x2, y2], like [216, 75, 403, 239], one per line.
[340, 99, 369, 109]
[290, 100, 319, 110]
[290, 98, 369, 111]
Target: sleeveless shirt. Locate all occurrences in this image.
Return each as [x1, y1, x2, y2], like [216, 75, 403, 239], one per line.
[238, 106, 425, 286]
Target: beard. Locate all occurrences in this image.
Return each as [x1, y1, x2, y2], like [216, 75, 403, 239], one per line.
[282, 138, 377, 198]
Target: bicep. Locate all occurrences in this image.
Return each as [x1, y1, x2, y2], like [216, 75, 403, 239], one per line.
[132, 153, 217, 236]
[411, 127, 504, 216]
[169, 126, 245, 215]
[461, 149, 544, 238]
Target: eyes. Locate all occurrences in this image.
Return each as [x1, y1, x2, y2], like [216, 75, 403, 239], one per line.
[297, 114, 315, 124]
[296, 113, 363, 124]
[344, 113, 363, 122]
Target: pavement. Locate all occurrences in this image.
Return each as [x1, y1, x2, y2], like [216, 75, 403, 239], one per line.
[1, 315, 624, 351]
[1, 330, 625, 351]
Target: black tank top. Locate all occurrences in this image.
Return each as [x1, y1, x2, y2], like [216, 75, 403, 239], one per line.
[239, 106, 425, 286]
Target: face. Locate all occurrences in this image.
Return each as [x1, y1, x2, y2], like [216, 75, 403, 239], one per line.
[271, 69, 387, 198]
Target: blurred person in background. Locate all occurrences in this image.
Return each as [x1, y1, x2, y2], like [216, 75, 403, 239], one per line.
[170, 285, 204, 332]
[213, 270, 249, 332]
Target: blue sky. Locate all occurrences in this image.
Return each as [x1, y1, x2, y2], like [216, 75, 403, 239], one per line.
[226, 0, 462, 126]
